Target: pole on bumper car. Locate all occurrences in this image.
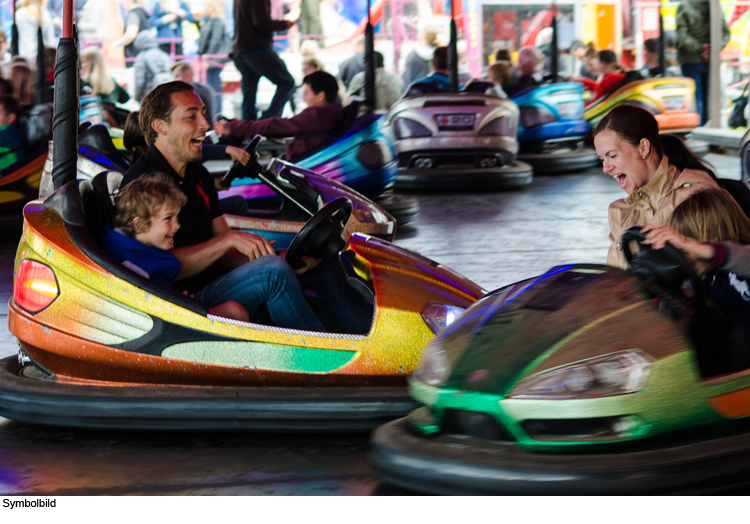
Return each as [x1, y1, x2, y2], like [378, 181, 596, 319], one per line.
[363, 0, 375, 108]
[10, 0, 18, 57]
[658, 5, 665, 76]
[449, 0, 458, 93]
[51, 0, 79, 191]
[550, 13, 558, 83]
[35, 26, 46, 105]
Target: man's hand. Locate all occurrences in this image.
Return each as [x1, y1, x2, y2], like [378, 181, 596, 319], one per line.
[224, 231, 276, 260]
[214, 120, 231, 136]
[225, 146, 251, 165]
[701, 43, 710, 60]
[285, 20, 297, 30]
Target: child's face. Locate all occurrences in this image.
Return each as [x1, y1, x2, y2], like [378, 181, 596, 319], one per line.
[135, 204, 181, 250]
[0, 106, 16, 126]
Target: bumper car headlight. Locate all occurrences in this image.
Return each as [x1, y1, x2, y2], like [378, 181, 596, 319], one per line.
[519, 107, 556, 129]
[421, 302, 466, 334]
[479, 117, 513, 136]
[413, 338, 450, 387]
[393, 118, 432, 139]
[509, 350, 652, 400]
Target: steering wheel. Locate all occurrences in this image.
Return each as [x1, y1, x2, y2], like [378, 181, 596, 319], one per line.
[621, 226, 708, 306]
[221, 134, 263, 188]
[285, 198, 353, 269]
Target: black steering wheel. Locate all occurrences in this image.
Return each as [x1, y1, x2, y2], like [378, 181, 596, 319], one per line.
[221, 134, 263, 188]
[621, 226, 708, 306]
[285, 198, 353, 269]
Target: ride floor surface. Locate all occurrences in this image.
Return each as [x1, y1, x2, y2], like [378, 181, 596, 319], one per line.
[0, 153, 741, 495]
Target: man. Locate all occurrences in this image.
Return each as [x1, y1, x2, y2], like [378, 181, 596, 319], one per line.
[345, 51, 404, 110]
[676, 0, 730, 124]
[640, 38, 682, 79]
[214, 70, 342, 160]
[123, 81, 371, 333]
[232, 0, 296, 121]
[171, 61, 217, 127]
[409, 46, 451, 91]
[506, 46, 545, 97]
[112, 0, 151, 69]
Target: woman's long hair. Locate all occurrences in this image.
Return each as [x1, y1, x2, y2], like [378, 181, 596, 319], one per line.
[594, 105, 716, 179]
[81, 47, 115, 96]
[9, 62, 33, 106]
[671, 188, 750, 244]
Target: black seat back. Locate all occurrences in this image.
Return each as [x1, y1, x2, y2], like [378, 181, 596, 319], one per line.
[718, 178, 750, 219]
[405, 81, 447, 98]
[613, 70, 645, 92]
[18, 103, 52, 150]
[79, 124, 132, 173]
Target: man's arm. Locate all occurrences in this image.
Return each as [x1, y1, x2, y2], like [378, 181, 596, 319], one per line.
[217, 106, 342, 139]
[172, 216, 276, 279]
[249, 0, 288, 33]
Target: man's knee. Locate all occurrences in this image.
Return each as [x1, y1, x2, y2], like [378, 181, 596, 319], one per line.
[256, 255, 297, 286]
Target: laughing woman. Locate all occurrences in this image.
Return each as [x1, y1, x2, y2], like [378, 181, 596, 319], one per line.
[593, 105, 718, 268]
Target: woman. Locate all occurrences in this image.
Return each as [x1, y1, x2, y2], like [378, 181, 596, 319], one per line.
[197, 0, 229, 113]
[15, 0, 53, 60]
[80, 47, 130, 105]
[594, 105, 718, 269]
[578, 50, 624, 106]
[9, 62, 34, 107]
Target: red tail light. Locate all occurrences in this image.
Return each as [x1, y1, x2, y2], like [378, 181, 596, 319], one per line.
[14, 260, 59, 313]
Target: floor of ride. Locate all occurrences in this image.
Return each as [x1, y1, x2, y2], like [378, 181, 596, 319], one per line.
[0, 153, 741, 495]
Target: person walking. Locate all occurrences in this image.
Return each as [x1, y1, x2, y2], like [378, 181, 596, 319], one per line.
[676, 0, 730, 125]
[112, 0, 151, 69]
[133, 31, 173, 101]
[150, 0, 195, 58]
[232, 0, 296, 121]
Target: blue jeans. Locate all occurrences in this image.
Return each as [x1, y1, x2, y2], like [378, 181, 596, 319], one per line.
[682, 62, 709, 125]
[233, 50, 295, 121]
[194, 255, 326, 332]
[206, 67, 223, 114]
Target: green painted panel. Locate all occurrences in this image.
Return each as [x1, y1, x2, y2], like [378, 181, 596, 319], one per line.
[162, 341, 356, 373]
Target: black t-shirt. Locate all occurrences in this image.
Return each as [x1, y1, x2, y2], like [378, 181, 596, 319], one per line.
[121, 146, 224, 291]
[124, 7, 151, 67]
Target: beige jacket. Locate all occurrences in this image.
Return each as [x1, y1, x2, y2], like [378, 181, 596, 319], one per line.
[607, 156, 718, 268]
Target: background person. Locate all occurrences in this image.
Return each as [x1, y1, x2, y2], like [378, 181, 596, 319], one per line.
[0, 95, 25, 171]
[112, 0, 151, 69]
[197, 0, 229, 113]
[171, 61, 216, 127]
[676, 0, 730, 125]
[81, 47, 130, 105]
[232, 0, 296, 121]
[133, 31, 174, 102]
[150, 0, 195, 58]
[345, 51, 403, 110]
[402, 26, 439, 87]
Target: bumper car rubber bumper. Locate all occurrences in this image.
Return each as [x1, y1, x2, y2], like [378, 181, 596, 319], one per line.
[369, 417, 750, 495]
[395, 160, 533, 190]
[517, 147, 600, 174]
[0, 357, 418, 431]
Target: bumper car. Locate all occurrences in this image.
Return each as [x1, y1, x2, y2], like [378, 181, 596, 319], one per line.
[0, 104, 53, 236]
[387, 81, 533, 190]
[39, 127, 398, 247]
[583, 75, 710, 156]
[0, 166, 483, 429]
[216, 104, 418, 227]
[370, 228, 750, 494]
[512, 83, 599, 174]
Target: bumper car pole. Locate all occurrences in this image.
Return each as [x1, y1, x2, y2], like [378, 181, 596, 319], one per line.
[51, 0, 79, 191]
[10, 0, 18, 57]
[363, 0, 375, 109]
[35, 26, 46, 105]
[449, 0, 458, 93]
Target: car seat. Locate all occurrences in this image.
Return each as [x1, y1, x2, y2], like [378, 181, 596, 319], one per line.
[79, 124, 132, 174]
[405, 81, 447, 98]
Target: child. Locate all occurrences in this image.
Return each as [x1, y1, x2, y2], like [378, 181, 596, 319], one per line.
[0, 94, 25, 171]
[643, 188, 750, 372]
[104, 175, 249, 322]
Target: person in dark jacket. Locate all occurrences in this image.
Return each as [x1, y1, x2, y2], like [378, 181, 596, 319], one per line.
[402, 26, 439, 87]
[232, 0, 296, 121]
[214, 70, 342, 160]
[112, 0, 151, 69]
[676, 0, 730, 124]
[197, 0, 229, 113]
[133, 31, 173, 101]
[337, 37, 365, 89]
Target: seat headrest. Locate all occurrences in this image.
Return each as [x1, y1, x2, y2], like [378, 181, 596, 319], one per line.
[19, 104, 53, 148]
[79, 124, 122, 159]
